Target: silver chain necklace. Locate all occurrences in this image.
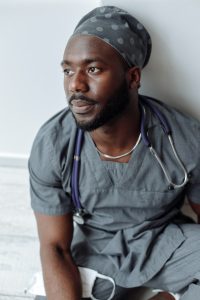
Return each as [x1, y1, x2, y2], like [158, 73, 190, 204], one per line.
[95, 133, 141, 160]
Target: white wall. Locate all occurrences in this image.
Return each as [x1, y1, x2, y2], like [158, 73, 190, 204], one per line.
[101, 0, 200, 118]
[1, 0, 200, 166]
[0, 0, 100, 166]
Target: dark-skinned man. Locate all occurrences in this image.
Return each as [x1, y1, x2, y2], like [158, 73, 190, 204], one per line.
[29, 6, 200, 300]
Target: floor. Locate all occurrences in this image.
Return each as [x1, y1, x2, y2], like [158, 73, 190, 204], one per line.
[0, 166, 196, 300]
[0, 167, 40, 300]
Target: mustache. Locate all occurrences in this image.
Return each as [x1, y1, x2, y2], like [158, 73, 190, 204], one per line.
[68, 94, 97, 105]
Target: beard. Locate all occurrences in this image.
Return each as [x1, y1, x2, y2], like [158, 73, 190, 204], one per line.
[69, 80, 130, 131]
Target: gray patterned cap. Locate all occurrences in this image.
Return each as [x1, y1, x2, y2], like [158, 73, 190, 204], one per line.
[71, 6, 152, 68]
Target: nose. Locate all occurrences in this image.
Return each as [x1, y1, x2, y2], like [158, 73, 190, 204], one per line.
[67, 71, 89, 93]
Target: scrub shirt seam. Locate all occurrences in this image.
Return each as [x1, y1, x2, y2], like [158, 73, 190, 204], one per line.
[48, 129, 62, 174]
[93, 186, 177, 194]
[31, 202, 73, 215]
[29, 132, 59, 185]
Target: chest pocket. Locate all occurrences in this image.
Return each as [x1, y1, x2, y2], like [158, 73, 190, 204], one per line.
[127, 145, 186, 221]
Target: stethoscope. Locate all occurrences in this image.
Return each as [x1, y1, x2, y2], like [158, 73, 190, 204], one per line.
[71, 96, 190, 224]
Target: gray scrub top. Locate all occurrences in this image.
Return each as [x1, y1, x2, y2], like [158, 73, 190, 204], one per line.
[29, 96, 200, 288]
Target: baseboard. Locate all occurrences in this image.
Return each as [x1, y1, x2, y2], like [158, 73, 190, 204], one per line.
[0, 153, 29, 168]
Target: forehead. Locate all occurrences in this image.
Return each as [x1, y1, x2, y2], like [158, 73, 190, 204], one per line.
[63, 35, 125, 66]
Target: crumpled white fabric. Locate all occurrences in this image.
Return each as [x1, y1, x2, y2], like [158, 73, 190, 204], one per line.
[79, 267, 115, 300]
[25, 267, 115, 300]
[25, 271, 180, 300]
[24, 271, 45, 296]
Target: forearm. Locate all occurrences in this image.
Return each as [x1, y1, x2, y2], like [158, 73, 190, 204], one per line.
[40, 245, 82, 300]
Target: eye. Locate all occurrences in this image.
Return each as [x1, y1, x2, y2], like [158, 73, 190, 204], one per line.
[63, 68, 74, 76]
[88, 67, 101, 74]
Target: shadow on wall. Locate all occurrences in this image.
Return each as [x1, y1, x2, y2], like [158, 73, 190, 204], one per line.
[101, 0, 200, 120]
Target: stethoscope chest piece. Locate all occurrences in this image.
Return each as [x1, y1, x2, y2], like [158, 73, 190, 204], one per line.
[73, 210, 85, 225]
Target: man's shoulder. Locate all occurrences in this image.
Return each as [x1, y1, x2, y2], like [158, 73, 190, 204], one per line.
[29, 107, 77, 174]
[28, 107, 76, 215]
[33, 108, 76, 151]
[35, 107, 75, 143]
[146, 96, 200, 132]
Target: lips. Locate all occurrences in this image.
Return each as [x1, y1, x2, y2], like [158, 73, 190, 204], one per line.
[71, 99, 95, 114]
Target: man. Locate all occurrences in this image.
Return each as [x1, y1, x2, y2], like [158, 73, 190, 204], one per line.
[29, 6, 200, 300]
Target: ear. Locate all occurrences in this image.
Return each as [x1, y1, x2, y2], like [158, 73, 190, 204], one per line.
[126, 67, 141, 90]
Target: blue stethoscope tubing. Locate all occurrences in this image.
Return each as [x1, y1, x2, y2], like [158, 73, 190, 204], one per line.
[71, 96, 189, 223]
[71, 129, 85, 223]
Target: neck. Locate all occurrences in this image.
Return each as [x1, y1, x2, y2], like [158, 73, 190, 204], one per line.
[89, 99, 141, 162]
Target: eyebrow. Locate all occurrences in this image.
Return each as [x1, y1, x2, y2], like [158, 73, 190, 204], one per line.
[60, 57, 107, 67]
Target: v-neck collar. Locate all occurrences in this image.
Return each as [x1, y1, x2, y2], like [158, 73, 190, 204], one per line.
[83, 132, 148, 188]
[80, 101, 160, 188]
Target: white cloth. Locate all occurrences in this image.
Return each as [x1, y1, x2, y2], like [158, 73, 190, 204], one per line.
[25, 267, 115, 300]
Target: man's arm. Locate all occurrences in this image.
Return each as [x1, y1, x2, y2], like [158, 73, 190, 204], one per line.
[34, 212, 82, 300]
[188, 200, 200, 224]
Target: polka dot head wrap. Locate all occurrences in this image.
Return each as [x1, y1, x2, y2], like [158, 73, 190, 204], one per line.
[72, 6, 152, 68]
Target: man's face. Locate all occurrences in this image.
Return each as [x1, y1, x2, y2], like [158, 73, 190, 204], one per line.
[61, 35, 130, 131]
